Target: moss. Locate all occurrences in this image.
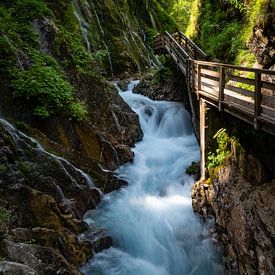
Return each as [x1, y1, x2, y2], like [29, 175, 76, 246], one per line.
[185, 0, 202, 38]
[0, 206, 10, 225]
[207, 128, 241, 182]
[0, 163, 7, 177]
[186, 161, 200, 176]
[182, 0, 270, 65]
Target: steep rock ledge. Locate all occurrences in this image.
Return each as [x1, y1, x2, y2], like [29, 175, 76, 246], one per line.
[192, 161, 275, 274]
[192, 109, 275, 275]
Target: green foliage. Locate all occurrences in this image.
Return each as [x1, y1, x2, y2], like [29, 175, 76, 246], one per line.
[195, 1, 245, 62]
[181, 0, 270, 65]
[226, 0, 246, 12]
[241, 0, 270, 43]
[186, 161, 200, 176]
[0, 1, 90, 121]
[0, 256, 5, 262]
[0, 207, 10, 225]
[150, 0, 178, 33]
[13, 0, 52, 22]
[11, 60, 72, 118]
[18, 160, 32, 178]
[0, 163, 7, 177]
[150, 65, 173, 85]
[185, 0, 202, 38]
[68, 101, 88, 121]
[207, 128, 231, 169]
[145, 28, 158, 47]
[235, 71, 255, 91]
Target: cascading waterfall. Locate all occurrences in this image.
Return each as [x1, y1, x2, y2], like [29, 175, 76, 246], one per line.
[0, 118, 95, 189]
[72, 0, 91, 52]
[71, 0, 113, 75]
[90, 1, 114, 76]
[81, 81, 223, 275]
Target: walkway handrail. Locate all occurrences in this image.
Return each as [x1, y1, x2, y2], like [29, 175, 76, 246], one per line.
[153, 31, 275, 136]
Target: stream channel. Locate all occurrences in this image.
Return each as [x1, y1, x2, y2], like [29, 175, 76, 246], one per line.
[81, 81, 223, 275]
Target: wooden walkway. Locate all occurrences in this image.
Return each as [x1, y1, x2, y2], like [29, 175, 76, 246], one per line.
[154, 31, 275, 136]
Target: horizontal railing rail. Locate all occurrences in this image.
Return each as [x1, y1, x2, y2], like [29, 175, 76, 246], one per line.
[153, 31, 275, 135]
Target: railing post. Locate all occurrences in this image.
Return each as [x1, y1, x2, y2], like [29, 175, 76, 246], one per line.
[178, 31, 182, 45]
[254, 71, 262, 130]
[197, 64, 202, 93]
[219, 67, 225, 111]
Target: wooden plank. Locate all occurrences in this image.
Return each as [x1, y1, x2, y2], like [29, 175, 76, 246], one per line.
[227, 74, 255, 86]
[197, 64, 202, 91]
[225, 84, 254, 98]
[201, 76, 220, 86]
[198, 89, 219, 101]
[262, 81, 275, 91]
[224, 94, 254, 110]
[200, 82, 219, 96]
[254, 71, 262, 129]
[262, 94, 275, 108]
[201, 68, 220, 78]
[261, 105, 275, 118]
[224, 89, 254, 104]
[194, 60, 275, 75]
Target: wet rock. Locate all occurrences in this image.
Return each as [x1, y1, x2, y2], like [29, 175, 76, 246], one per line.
[249, 10, 275, 69]
[132, 71, 186, 102]
[0, 125, 94, 272]
[0, 261, 37, 275]
[117, 79, 130, 91]
[3, 240, 81, 275]
[91, 235, 113, 253]
[192, 161, 275, 274]
[32, 18, 58, 55]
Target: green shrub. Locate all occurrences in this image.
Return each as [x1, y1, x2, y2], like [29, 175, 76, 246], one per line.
[13, 0, 52, 22]
[67, 101, 88, 121]
[0, 207, 10, 225]
[11, 65, 74, 118]
[10, 50, 87, 121]
[207, 128, 231, 169]
[186, 161, 200, 176]
[0, 163, 7, 177]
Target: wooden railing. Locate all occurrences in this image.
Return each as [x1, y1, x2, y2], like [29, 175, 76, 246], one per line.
[154, 31, 275, 136]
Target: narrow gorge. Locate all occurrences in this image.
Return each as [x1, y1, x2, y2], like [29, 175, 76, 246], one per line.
[0, 0, 274, 275]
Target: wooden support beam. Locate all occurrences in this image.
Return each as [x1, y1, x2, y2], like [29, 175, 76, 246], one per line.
[254, 71, 262, 129]
[200, 99, 206, 180]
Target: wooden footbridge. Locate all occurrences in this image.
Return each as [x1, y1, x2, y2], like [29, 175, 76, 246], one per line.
[154, 31, 275, 177]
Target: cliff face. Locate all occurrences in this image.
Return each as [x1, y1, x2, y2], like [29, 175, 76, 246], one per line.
[248, 3, 275, 69]
[192, 109, 275, 275]
[0, 0, 176, 272]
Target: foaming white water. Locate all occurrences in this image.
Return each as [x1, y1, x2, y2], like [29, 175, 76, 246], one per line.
[82, 82, 222, 274]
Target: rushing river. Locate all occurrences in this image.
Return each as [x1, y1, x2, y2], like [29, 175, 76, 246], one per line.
[82, 81, 222, 275]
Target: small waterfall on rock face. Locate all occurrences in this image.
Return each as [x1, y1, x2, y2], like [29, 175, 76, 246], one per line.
[81, 81, 223, 274]
[90, 1, 114, 75]
[72, 0, 91, 52]
[0, 118, 94, 189]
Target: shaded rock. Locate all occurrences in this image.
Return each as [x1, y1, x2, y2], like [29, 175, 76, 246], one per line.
[3, 240, 81, 275]
[249, 8, 275, 69]
[117, 79, 130, 91]
[192, 160, 275, 274]
[32, 18, 58, 55]
[0, 261, 37, 275]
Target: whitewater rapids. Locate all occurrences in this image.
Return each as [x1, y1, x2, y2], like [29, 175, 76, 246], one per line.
[81, 81, 222, 275]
